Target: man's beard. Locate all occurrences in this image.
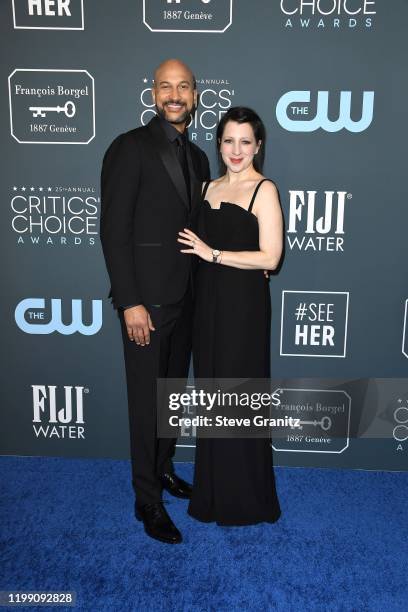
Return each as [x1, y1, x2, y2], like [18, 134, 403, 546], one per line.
[156, 102, 192, 125]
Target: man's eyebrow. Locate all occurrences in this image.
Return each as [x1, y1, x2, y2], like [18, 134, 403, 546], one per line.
[157, 79, 192, 86]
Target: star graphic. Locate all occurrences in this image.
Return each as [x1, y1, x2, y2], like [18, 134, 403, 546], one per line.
[21, 186, 26, 191]
[39, 187, 43, 192]
[143, 77, 148, 83]
[30, 187, 35, 191]
[13, 186, 17, 191]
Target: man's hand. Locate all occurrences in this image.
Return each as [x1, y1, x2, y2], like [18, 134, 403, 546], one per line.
[124, 305, 155, 346]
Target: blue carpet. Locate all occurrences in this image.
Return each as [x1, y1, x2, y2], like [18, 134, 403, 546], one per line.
[1, 457, 407, 612]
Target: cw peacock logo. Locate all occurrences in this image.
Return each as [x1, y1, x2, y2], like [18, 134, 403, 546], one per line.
[276, 90, 374, 133]
[15, 298, 103, 335]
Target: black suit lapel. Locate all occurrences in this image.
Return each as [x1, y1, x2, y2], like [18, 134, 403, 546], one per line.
[147, 116, 189, 210]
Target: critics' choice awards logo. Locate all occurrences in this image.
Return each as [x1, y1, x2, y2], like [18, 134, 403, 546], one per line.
[139, 77, 235, 143]
[287, 189, 351, 253]
[15, 298, 103, 335]
[10, 185, 99, 247]
[393, 397, 408, 447]
[143, 0, 233, 33]
[280, 290, 349, 357]
[8, 69, 95, 144]
[378, 390, 408, 450]
[280, 0, 376, 29]
[276, 91, 374, 133]
[12, 0, 84, 30]
[32, 385, 87, 439]
[271, 387, 351, 454]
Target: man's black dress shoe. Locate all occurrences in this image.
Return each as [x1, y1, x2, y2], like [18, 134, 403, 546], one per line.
[135, 501, 182, 544]
[161, 472, 192, 499]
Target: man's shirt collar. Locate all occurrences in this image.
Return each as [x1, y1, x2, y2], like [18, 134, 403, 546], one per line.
[158, 115, 188, 144]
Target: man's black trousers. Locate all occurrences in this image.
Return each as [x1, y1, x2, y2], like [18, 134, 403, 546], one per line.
[118, 284, 192, 507]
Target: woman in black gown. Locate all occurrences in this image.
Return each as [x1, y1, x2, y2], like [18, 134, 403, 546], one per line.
[178, 107, 283, 526]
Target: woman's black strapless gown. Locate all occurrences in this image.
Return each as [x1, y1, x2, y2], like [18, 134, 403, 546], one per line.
[187, 179, 282, 526]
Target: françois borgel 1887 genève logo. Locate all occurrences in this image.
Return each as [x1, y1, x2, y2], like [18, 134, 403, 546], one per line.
[143, 0, 233, 33]
[8, 69, 95, 144]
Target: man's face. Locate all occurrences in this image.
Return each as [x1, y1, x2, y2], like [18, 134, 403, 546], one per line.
[152, 63, 197, 127]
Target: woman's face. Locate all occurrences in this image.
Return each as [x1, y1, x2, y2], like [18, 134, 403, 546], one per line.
[219, 120, 260, 173]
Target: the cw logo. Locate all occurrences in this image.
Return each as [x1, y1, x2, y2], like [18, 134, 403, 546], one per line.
[276, 90, 374, 133]
[15, 298, 102, 335]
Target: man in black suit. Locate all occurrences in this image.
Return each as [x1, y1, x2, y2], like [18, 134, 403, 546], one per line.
[100, 59, 210, 544]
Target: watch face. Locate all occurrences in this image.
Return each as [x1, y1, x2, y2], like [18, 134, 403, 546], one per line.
[213, 250, 220, 256]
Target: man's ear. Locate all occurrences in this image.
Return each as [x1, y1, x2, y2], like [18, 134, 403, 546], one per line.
[151, 87, 156, 104]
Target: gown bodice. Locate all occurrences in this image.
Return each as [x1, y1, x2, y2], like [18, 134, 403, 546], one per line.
[198, 199, 260, 252]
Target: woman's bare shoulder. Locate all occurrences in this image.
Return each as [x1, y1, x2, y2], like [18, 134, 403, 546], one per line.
[254, 179, 280, 215]
[257, 177, 278, 196]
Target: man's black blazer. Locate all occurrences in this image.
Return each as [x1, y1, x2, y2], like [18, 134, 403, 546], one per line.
[100, 116, 210, 308]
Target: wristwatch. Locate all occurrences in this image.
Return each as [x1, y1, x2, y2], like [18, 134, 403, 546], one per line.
[212, 249, 221, 263]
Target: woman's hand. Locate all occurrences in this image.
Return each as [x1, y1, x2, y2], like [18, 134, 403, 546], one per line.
[178, 228, 213, 263]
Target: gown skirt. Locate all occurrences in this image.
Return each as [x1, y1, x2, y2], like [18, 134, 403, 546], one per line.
[187, 180, 282, 526]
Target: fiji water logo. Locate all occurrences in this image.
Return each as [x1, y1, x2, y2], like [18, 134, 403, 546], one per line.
[15, 298, 102, 335]
[276, 90, 374, 133]
[32, 384, 87, 439]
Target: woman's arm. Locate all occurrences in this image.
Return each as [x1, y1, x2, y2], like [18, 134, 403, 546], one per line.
[178, 181, 283, 270]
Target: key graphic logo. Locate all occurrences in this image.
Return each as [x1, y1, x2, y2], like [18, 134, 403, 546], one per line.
[276, 90, 374, 133]
[15, 298, 103, 335]
[30, 99, 76, 118]
[271, 387, 351, 454]
[8, 69, 95, 144]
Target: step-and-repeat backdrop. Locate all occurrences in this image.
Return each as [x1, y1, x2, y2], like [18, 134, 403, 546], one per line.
[1, 1, 407, 471]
